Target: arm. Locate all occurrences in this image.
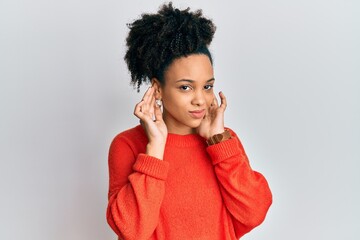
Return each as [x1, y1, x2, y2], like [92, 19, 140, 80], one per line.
[206, 129, 272, 238]
[106, 136, 169, 240]
[107, 86, 168, 239]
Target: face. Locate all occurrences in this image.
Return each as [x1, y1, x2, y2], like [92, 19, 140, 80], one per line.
[153, 54, 215, 135]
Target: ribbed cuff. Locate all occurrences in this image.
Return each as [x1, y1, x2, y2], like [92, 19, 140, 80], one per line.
[133, 153, 169, 180]
[206, 137, 244, 165]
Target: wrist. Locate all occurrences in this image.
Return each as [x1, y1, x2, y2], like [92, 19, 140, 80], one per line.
[209, 128, 225, 138]
[146, 143, 165, 160]
[206, 129, 231, 146]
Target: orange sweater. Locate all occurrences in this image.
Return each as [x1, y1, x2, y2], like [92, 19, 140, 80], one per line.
[106, 125, 272, 240]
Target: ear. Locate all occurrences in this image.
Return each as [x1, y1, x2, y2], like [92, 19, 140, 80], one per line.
[151, 78, 162, 99]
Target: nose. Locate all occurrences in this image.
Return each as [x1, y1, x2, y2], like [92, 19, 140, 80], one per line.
[191, 89, 206, 106]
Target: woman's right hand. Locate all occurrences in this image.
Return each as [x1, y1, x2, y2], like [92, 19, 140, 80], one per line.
[134, 86, 167, 160]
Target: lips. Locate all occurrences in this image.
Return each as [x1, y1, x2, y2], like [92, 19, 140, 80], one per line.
[189, 109, 205, 119]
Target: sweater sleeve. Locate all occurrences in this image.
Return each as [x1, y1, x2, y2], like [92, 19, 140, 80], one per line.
[106, 135, 169, 240]
[206, 129, 272, 238]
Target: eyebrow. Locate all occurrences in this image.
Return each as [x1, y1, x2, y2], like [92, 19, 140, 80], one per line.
[175, 78, 215, 83]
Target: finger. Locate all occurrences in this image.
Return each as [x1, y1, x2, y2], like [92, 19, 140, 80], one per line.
[141, 87, 154, 114]
[135, 102, 153, 125]
[213, 96, 219, 107]
[204, 105, 212, 119]
[142, 86, 153, 101]
[219, 91, 227, 110]
[149, 95, 155, 118]
[142, 87, 154, 106]
[134, 100, 145, 118]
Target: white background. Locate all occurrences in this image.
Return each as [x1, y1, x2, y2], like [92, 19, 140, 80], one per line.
[1, 0, 359, 239]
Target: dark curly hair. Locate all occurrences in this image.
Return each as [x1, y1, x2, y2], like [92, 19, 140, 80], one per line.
[124, 2, 216, 92]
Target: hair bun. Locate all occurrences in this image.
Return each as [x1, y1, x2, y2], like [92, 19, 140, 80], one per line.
[158, 3, 215, 48]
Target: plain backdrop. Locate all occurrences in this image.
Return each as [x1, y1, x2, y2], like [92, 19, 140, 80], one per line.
[1, 0, 359, 239]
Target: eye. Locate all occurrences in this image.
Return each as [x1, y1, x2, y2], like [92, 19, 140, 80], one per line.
[204, 85, 214, 90]
[179, 85, 192, 91]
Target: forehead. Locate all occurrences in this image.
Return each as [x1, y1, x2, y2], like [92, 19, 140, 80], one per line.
[164, 54, 214, 83]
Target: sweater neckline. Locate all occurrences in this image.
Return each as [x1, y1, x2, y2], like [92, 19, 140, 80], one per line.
[135, 125, 207, 147]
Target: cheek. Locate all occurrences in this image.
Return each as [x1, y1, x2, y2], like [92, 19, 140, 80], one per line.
[162, 92, 185, 110]
[165, 93, 188, 107]
[205, 94, 214, 106]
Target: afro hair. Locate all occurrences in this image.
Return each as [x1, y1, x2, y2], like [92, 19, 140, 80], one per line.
[124, 2, 216, 92]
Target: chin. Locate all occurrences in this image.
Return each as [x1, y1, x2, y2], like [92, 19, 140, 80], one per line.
[185, 118, 203, 129]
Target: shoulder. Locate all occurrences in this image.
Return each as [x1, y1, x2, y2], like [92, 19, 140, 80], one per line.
[109, 125, 148, 152]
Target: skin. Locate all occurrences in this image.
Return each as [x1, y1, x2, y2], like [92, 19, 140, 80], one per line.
[133, 54, 227, 160]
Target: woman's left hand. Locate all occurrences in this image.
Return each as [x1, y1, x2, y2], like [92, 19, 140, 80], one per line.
[197, 91, 227, 139]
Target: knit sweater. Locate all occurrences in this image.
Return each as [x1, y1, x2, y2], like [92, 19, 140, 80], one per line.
[106, 125, 272, 240]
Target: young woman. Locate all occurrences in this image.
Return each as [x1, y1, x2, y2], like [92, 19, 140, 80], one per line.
[106, 3, 272, 239]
